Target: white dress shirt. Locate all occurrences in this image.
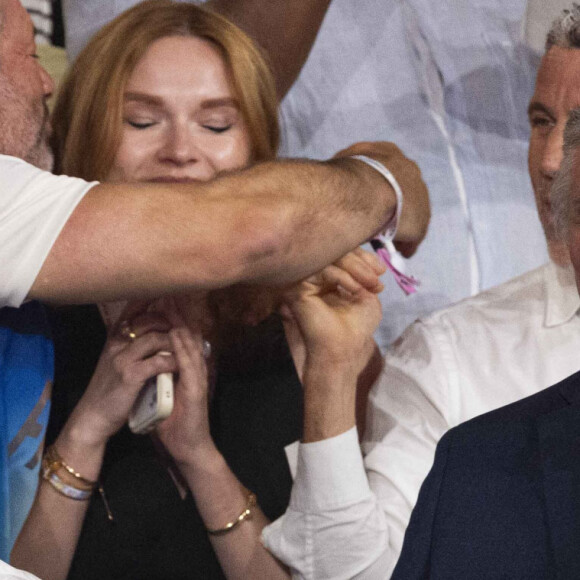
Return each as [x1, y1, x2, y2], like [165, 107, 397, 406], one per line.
[263, 261, 580, 579]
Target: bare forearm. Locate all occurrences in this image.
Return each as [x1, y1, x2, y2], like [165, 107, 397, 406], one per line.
[32, 157, 394, 304]
[11, 426, 105, 580]
[356, 345, 384, 439]
[218, 158, 395, 286]
[177, 446, 288, 579]
[206, 0, 331, 99]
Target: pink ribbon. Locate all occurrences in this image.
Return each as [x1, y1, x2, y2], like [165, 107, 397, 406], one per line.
[371, 237, 420, 296]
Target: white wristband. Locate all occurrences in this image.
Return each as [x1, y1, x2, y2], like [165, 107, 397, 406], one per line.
[350, 154, 403, 242]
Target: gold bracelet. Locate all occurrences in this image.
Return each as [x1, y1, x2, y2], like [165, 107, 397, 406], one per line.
[42, 469, 93, 501]
[207, 490, 257, 536]
[43, 445, 97, 490]
[42, 445, 115, 521]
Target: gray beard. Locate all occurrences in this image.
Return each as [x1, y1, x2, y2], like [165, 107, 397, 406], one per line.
[0, 75, 54, 171]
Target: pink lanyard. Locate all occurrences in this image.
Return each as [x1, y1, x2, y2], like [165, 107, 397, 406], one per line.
[371, 235, 419, 296]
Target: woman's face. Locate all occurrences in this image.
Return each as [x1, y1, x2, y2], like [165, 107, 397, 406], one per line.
[107, 35, 253, 183]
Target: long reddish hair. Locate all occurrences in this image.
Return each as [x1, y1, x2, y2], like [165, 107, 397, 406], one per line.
[52, 0, 279, 181]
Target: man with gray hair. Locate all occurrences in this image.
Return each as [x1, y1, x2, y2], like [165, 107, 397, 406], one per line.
[391, 106, 580, 577]
[261, 4, 580, 578]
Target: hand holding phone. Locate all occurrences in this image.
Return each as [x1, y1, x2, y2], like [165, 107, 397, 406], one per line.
[129, 372, 174, 434]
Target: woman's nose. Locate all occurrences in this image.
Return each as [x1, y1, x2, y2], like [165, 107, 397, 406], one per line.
[159, 124, 200, 166]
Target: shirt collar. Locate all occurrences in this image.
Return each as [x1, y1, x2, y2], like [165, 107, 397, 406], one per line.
[544, 261, 580, 328]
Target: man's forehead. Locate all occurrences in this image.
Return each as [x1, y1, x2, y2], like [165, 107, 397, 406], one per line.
[530, 47, 580, 111]
[539, 47, 580, 81]
[0, 0, 34, 39]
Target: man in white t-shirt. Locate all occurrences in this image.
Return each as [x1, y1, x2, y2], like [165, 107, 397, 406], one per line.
[0, 0, 429, 310]
[0, 0, 431, 566]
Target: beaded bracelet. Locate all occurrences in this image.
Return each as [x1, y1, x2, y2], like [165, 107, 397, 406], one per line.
[207, 490, 257, 536]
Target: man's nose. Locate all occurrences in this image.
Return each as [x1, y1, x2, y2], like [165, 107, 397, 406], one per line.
[541, 125, 564, 178]
[39, 64, 55, 97]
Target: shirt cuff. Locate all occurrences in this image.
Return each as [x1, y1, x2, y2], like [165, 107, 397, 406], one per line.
[289, 427, 372, 512]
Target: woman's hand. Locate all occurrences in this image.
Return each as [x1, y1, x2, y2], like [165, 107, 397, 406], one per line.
[64, 312, 177, 448]
[155, 310, 215, 467]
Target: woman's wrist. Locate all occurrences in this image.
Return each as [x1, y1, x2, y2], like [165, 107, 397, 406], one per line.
[65, 403, 119, 447]
[54, 422, 107, 482]
[171, 438, 221, 471]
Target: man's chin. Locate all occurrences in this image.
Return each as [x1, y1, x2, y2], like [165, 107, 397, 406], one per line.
[547, 240, 571, 267]
[26, 145, 54, 172]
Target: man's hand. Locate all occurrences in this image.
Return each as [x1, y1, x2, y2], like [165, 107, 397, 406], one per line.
[282, 249, 383, 441]
[283, 249, 383, 366]
[335, 141, 430, 257]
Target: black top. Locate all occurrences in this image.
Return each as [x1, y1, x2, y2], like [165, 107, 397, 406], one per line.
[47, 305, 303, 580]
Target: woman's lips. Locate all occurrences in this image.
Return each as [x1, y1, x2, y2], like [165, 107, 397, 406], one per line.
[147, 176, 201, 183]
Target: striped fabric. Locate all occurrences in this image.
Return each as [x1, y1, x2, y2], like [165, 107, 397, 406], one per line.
[21, 0, 53, 45]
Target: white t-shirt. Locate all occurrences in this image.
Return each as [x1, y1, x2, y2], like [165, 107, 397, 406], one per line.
[0, 559, 41, 580]
[0, 155, 96, 308]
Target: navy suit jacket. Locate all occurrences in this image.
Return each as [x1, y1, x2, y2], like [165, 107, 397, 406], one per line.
[392, 369, 580, 580]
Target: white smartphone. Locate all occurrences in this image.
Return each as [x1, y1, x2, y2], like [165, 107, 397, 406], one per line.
[128, 372, 174, 434]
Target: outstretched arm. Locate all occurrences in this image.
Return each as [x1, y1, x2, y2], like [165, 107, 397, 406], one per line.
[30, 142, 429, 304]
[207, 0, 331, 99]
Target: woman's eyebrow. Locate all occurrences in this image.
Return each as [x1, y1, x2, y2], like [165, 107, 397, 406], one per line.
[199, 97, 239, 110]
[123, 93, 239, 111]
[124, 92, 164, 107]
